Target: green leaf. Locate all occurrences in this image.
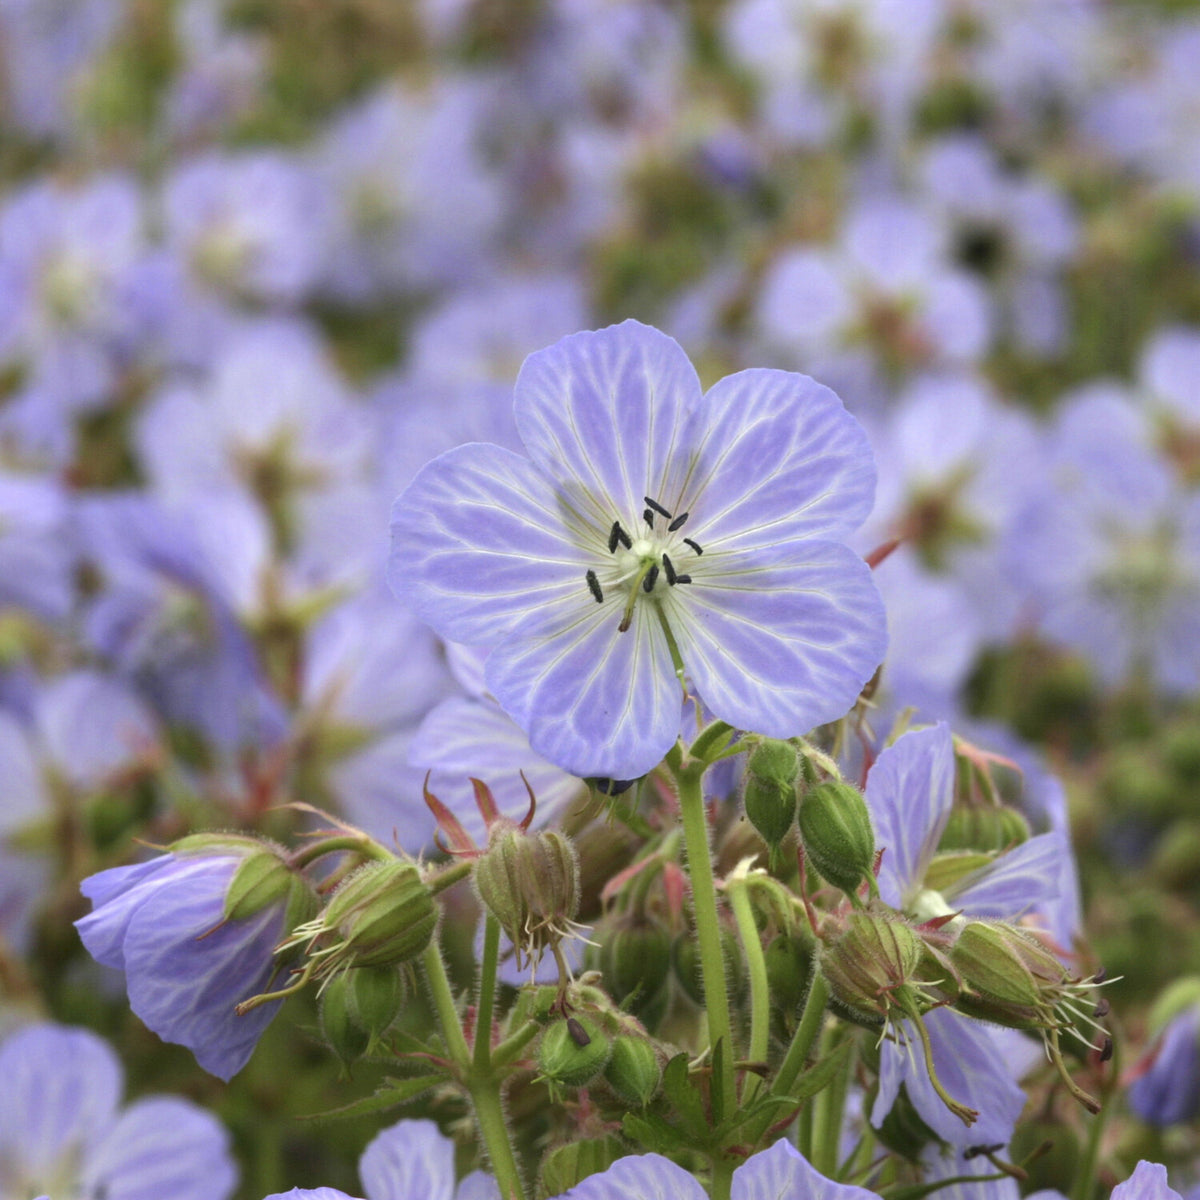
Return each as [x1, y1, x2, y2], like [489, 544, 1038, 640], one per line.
[661, 1053, 710, 1140]
[779, 1039, 853, 1104]
[299, 1073, 445, 1121]
[622, 1111, 690, 1155]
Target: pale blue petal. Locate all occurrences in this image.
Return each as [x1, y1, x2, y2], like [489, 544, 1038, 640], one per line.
[732, 1139, 878, 1200]
[486, 599, 681, 779]
[1112, 1162, 1184, 1200]
[455, 1171, 500, 1200]
[0, 1024, 122, 1180]
[390, 443, 587, 646]
[512, 320, 704, 525]
[262, 1191, 361, 1200]
[921, 1145, 1021, 1200]
[949, 832, 1064, 921]
[559, 1153, 707, 1200]
[672, 543, 886, 740]
[359, 1118, 454, 1200]
[691, 369, 876, 552]
[81, 1097, 237, 1200]
[865, 725, 955, 910]
[873, 1009, 1025, 1147]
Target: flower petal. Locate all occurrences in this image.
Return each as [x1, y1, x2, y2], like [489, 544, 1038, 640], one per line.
[949, 831, 1064, 921]
[1112, 1162, 1184, 1200]
[512, 320, 704, 524]
[670, 543, 886, 739]
[390, 443, 587, 646]
[558, 1153, 707, 1200]
[485, 597, 682, 779]
[872, 1008, 1025, 1146]
[690, 369, 876, 551]
[82, 1096, 237, 1200]
[732, 1139, 879, 1200]
[864, 724, 955, 910]
[359, 1119, 455, 1200]
[0, 1024, 123, 1180]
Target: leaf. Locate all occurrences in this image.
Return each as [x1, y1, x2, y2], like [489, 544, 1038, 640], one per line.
[710, 1037, 727, 1128]
[622, 1111, 691, 1155]
[782, 1038, 853, 1104]
[299, 1073, 445, 1121]
[661, 1053, 710, 1140]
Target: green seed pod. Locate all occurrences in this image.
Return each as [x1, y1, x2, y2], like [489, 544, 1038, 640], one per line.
[322, 860, 438, 968]
[797, 780, 876, 897]
[820, 911, 923, 1024]
[671, 927, 743, 1008]
[764, 932, 812, 1020]
[939, 803, 1031, 853]
[594, 915, 672, 1017]
[537, 1016, 611, 1088]
[319, 971, 371, 1066]
[539, 1137, 627, 1197]
[603, 1035, 662, 1106]
[743, 740, 800, 854]
[474, 823, 580, 968]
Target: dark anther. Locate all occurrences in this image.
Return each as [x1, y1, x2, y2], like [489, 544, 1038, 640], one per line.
[662, 553, 678, 585]
[667, 511, 689, 532]
[585, 570, 604, 604]
[964, 1145, 1004, 1161]
[643, 507, 654, 526]
[1093, 998, 1110, 1019]
[683, 537, 704, 556]
[585, 776, 637, 796]
[642, 565, 660, 592]
[644, 496, 673, 519]
[567, 1017, 591, 1047]
[1092, 968, 1107, 985]
[674, 573, 692, 585]
[608, 521, 632, 552]
[1100, 1036, 1114, 1063]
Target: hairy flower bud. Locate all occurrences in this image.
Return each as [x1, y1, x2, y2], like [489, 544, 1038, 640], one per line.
[742, 740, 800, 857]
[591, 914, 672, 1019]
[938, 803, 1031, 854]
[474, 822, 580, 971]
[798, 780, 877, 898]
[603, 1034, 662, 1106]
[321, 861, 438, 969]
[820, 910, 923, 1026]
[537, 1016, 611, 1088]
[320, 965, 407, 1066]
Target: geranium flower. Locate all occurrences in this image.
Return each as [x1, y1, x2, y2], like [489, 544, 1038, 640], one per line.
[390, 320, 885, 779]
[0, 1022, 236, 1200]
[549, 1139, 878, 1200]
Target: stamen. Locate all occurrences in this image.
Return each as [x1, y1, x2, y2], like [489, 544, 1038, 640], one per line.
[674, 573, 693, 585]
[642, 565, 660, 592]
[643, 508, 655, 526]
[683, 537, 704, 556]
[644, 496, 673, 519]
[608, 521, 632, 552]
[667, 511, 689, 531]
[1093, 998, 1110, 1019]
[585, 570, 604, 604]
[662, 553, 678, 585]
[1100, 1036, 1113, 1063]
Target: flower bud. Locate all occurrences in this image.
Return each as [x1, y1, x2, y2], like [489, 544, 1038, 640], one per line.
[742, 740, 800, 856]
[820, 910, 923, 1026]
[938, 803, 1031, 854]
[319, 965, 408, 1066]
[474, 823, 580, 970]
[603, 1034, 662, 1106]
[537, 1016, 611, 1088]
[591, 914, 672, 1019]
[321, 860, 438, 969]
[798, 780, 877, 897]
[672, 926, 743, 1008]
[764, 931, 813, 1022]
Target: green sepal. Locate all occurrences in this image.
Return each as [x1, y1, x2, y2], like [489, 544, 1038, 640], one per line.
[797, 780, 876, 896]
[539, 1136, 628, 1197]
[224, 850, 297, 922]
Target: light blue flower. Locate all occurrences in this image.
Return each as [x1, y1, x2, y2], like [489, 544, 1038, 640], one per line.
[391, 320, 886, 779]
[0, 1022, 236, 1200]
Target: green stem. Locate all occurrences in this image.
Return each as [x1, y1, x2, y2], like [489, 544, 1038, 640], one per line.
[429, 859, 473, 895]
[469, 1074, 527, 1200]
[1071, 1033, 1119, 1200]
[810, 1026, 854, 1177]
[288, 833, 392, 869]
[674, 761, 737, 1119]
[728, 877, 769, 1103]
[491, 1018, 541, 1069]
[709, 1155, 734, 1200]
[475, 915, 501, 1071]
[772, 971, 829, 1101]
[421, 937, 471, 1068]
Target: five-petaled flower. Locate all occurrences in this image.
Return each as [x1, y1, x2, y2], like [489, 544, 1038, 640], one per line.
[390, 320, 886, 779]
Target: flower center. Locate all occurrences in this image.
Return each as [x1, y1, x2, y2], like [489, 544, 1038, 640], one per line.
[582, 495, 705, 632]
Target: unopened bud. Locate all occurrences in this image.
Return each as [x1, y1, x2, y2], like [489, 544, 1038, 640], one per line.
[537, 1015, 611, 1088]
[820, 911, 923, 1025]
[764, 932, 813, 1021]
[591, 914, 672, 1018]
[603, 1034, 662, 1106]
[798, 780, 877, 898]
[743, 740, 800, 856]
[474, 823, 580, 970]
[321, 860, 438, 969]
[939, 803, 1031, 854]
